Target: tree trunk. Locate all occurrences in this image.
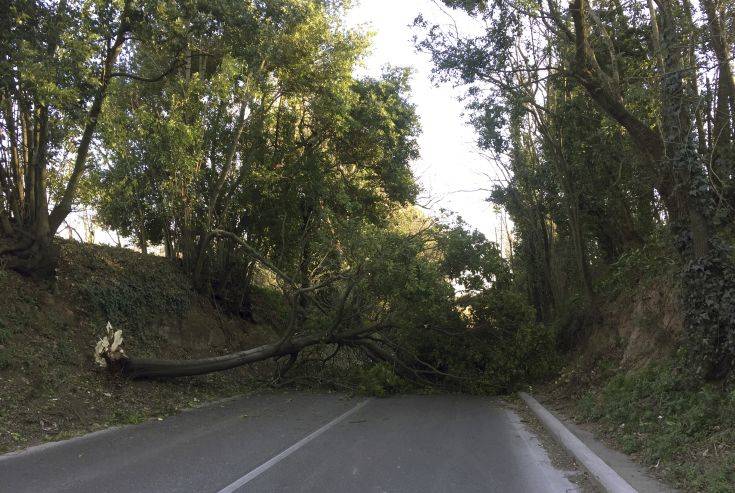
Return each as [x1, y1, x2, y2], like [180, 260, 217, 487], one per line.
[568, 196, 594, 300]
[1, 0, 132, 277]
[164, 222, 174, 259]
[0, 233, 59, 277]
[138, 230, 148, 255]
[701, 0, 735, 129]
[49, 2, 132, 233]
[116, 337, 308, 379]
[106, 325, 384, 379]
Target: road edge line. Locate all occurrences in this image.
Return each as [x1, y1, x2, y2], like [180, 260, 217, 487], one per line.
[0, 393, 251, 463]
[519, 392, 637, 493]
[216, 398, 372, 493]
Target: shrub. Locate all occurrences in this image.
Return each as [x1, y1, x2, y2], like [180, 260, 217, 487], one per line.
[354, 363, 406, 397]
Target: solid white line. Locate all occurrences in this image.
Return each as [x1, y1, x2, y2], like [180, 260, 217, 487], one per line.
[519, 392, 637, 493]
[216, 398, 371, 493]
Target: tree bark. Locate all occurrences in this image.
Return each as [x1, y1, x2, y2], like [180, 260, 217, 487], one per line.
[107, 325, 387, 379]
[701, 0, 735, 136]
[704, 0, 735, 170]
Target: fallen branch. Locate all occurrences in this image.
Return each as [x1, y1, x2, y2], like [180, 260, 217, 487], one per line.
[356, 339, 432, 385]
[96, 322, 388, 379]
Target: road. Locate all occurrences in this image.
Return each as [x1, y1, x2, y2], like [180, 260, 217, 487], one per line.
[0, 393, 581, 492]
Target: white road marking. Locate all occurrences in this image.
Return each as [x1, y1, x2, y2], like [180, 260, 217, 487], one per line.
[216, 398, 372, 493]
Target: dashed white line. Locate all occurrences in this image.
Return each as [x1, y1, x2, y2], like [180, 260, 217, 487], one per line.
[216, 398, 372, 493]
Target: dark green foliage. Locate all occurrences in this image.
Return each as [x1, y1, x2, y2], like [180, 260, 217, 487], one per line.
[395, 288, 560, 395]
[353, 363, 407, 397]
[597, 233, 677, 297]
[371, 218, 561, 395]
[437, 222, 510, 291]
[0, 350, 11, 370]
[680, 246, 735, 379]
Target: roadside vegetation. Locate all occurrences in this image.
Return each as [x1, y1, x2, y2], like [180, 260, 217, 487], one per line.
[0, 240, 276, 453]
[575, 363, 735, 491]
[418, 0, 735, 491]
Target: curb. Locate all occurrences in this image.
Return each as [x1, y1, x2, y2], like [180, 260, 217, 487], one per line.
[519, 392, 637, 493]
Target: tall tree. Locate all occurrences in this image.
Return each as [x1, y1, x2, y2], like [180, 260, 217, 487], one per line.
[420, 0, 735, 378]
[0, 0, 139, 274]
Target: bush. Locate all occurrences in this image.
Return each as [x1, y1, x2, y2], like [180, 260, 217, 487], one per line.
[354, 363, 406, 397]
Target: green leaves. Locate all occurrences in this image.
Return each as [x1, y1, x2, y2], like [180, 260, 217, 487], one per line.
[435, 219, 509, 292]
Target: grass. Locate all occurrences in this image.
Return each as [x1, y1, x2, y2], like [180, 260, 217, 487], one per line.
[570, 362, 735, 492]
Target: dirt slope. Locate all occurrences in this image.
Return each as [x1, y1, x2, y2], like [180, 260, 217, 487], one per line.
[0, 240, 275, 453]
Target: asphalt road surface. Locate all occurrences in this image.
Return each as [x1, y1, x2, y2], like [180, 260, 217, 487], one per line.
[0, 393, 581, 492]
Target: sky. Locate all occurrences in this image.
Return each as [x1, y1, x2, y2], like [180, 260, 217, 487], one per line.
[345, 0, 503, 241]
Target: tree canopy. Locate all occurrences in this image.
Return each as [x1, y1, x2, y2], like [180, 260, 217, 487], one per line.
[418, 0, 735, 378]
[5, 0, 735, 390]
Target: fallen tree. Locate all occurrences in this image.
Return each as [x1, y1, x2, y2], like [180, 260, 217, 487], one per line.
[90, 226, 398, 380]
[95, 322, 390, 379]
[89, 222, 537, 390]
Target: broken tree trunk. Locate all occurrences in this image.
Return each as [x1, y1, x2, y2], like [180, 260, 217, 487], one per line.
[97, 323, 387, 379]
[117, 337, 314, 379]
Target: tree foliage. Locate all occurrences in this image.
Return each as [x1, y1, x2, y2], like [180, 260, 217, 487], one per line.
[2, 0, 566, 392]
[419, 0, 735, 379]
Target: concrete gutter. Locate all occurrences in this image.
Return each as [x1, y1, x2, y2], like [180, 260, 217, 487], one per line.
[519, 392, 637, 493]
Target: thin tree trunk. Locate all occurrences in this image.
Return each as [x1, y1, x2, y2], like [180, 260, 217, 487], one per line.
[49, 2, 131, 232]
[701, 0, 735, 115]
[701, 0, 733, 160]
